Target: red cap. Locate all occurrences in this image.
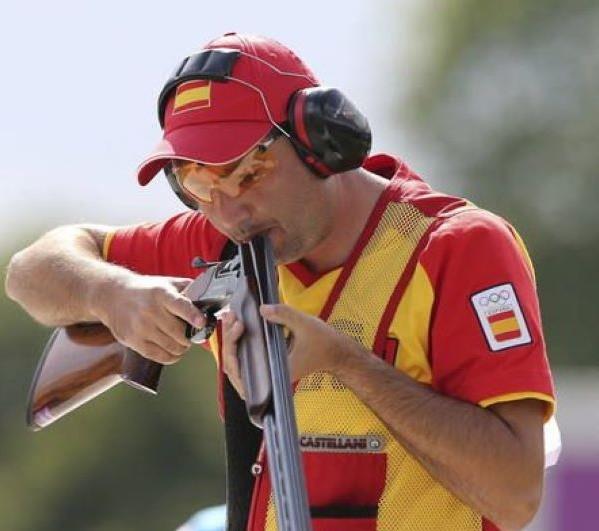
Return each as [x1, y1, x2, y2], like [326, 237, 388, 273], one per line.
[137, 33, 319, 185]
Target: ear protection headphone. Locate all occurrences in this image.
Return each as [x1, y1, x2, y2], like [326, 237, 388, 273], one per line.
[158, 48, 372, 178]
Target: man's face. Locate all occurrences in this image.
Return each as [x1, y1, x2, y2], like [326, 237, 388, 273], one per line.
[198, 137, 333, 264]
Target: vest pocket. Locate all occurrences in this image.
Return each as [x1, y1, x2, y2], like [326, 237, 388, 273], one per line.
[302, 450, 386, 530]
[311, 506, 377, 531]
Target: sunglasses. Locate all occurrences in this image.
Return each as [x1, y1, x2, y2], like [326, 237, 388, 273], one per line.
[165, 130, 281, 208]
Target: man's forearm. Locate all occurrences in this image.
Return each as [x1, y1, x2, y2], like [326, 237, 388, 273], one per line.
[5, 225, 130, 326]
[331, 341, 542, 530]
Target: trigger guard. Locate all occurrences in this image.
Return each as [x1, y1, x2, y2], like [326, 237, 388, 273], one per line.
[187, 315, 217, 343]
[191, 323, 216, 343]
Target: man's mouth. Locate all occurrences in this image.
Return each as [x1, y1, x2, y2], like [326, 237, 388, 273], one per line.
[233, 225, 276, 243]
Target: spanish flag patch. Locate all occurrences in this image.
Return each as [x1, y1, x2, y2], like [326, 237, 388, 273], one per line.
[470, 283, 532, 352]
[173, 80, 211, 115]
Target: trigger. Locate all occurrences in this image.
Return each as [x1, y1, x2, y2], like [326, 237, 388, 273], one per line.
[187, 314, 217, 343]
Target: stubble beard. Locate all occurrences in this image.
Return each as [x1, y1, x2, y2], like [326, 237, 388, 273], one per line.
[272, 210, 332, 265]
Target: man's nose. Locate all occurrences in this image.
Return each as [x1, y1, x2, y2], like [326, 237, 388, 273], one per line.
[210, 189, 252, 231]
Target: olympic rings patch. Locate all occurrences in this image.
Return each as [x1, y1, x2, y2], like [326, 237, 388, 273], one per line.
[470, 283, 532, 352]
[478, 290, 510, 306]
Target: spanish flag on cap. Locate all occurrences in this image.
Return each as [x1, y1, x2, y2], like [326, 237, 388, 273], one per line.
[136, 33, 319, 186]
[173, 80, 211, 115]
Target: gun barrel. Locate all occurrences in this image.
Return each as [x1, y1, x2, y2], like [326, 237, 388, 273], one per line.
[243, 236, 312, 530]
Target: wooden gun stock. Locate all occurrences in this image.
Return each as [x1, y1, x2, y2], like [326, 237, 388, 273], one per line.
[26, 323, 159, 430]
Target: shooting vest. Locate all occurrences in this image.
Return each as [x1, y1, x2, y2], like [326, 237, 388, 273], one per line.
[242, 180, 494, 531]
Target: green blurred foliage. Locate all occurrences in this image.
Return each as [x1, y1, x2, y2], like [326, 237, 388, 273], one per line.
[1, 246, 225, 531]
[399, 0, 599, 365]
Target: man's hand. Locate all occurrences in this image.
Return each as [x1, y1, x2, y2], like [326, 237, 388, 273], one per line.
[259, 303, 351, 381]
[220, 303, 352, 399]
[221, 311, 246, 398]
[94, 275, 206, 365]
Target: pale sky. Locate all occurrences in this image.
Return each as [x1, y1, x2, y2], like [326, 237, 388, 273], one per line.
[1, 0, 422, 249]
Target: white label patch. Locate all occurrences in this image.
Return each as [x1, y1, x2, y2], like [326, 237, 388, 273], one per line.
[470, 283, 531, 352]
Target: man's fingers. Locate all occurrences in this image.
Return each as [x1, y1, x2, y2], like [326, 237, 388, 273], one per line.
[164, 293, 206, 328]
[157, 310, 193, 349]
[145, 326, 189, 358]
[221, 311, 245, 399]
[138, 341, 182, 365]
[259, 304, 300, 329]
[223, 353, 245, 400]
[222, 311, 244, 342]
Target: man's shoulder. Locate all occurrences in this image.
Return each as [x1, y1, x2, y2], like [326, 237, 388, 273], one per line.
[419, 206, 531, 283]
[364, 153, 518, 239]
[430, 207, 515, 243]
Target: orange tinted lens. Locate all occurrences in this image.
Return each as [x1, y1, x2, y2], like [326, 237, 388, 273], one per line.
[171, 161, 224, 203]
[171, 147, 277, 203]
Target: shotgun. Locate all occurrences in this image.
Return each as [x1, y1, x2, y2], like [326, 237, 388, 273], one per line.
[26, 235, 311, 530]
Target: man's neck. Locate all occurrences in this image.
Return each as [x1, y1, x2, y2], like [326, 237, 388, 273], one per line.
[300, 168, 389, 273]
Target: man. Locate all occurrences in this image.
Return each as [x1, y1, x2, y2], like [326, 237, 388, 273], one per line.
[6, 33, 556, 530]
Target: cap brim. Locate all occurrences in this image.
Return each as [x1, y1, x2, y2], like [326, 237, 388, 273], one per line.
[136, 121, 273, 185]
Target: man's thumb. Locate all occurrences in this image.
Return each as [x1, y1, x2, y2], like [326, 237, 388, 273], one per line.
[260, 304, 298, 328]
[166, 277, 194, 293]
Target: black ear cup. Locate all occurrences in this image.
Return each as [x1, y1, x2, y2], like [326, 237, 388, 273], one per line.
[287, 87, 372, 177]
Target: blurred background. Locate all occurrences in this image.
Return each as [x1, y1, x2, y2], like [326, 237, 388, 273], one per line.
[1, 0, 597, 529]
